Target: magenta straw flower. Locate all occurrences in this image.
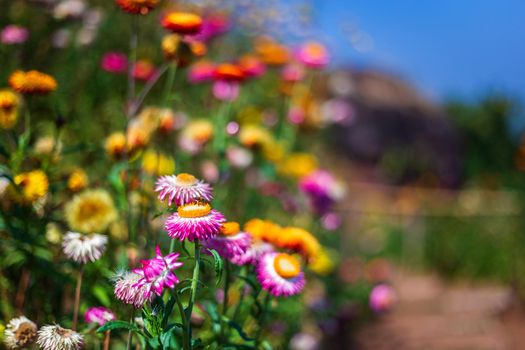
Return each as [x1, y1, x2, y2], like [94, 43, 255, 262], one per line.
[133, 246, 183, 297]
[1, 25, 29, 45]
[231, 239, 274, 266]
[165, 202, 225, 241]
[155, 173, 213, 206]
[212, 80, 240, 102]
[114, 271, 151, 308]
[204, 222, 251, 261]
[84, 307, 116, 326]
[257, 252, 305, 297]
[101, 52, 128, 73]
[188, 61, 215, 83]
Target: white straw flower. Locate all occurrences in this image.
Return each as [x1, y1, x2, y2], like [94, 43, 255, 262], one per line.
[4, 316, 37, 349]
[36, 325, 83, 350]
[62, 231, 107, 264]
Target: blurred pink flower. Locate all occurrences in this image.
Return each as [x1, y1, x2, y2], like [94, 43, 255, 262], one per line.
[369, 284, 396, 313]
[101, 52, 128, 73]
[84, 307, 115, 326]
[212, 80, 239, 102]
[287, 106, 305, 125]
[281, 63, 304, 82]
[187, 14, 230, 42]
[322, 212, 342, 231]
[1, 25, 29, 44]
[188, 61, 215, 83]
[296, 42, 329, 69]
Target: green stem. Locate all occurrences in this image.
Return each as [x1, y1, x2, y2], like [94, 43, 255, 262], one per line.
[184, 240, 201, 350]
[232, 266, 248, 322]
[255, 292, 271, 346]
[169, 238, 176, 253]
[163, 62, 178, 108]
[126, 16, 139, 118]
[220, 261, 231, 342]
[126, 310, 135, 350]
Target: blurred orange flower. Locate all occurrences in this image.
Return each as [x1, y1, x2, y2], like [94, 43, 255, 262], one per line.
[8, 70, 57, 94]
[162, 12, 203, 35]
[115, 0, 159, 15]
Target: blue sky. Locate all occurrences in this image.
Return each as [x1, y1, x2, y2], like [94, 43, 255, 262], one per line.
[311, 0, 525, 102]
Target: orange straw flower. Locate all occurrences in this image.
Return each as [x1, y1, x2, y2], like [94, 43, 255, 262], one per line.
[8, 70, 57, 94]
[115, 0, 159, 15]
[162, 12, 203, 35]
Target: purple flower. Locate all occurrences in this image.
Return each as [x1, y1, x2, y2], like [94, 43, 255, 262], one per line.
[299, 170, 344, 215]
[1, 25, 29, 45]
[84, 307, 115, 326]
[256, 252, 305, 297]
[101, 52, 128, 74]
[133, 246, 184, 297]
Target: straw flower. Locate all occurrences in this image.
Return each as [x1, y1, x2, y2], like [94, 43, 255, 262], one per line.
[64, 189, 117, 233]
[104, 132, 127, 158]
[0, 89, 20, 129]
[115, 0, 159, 15]
[165, 202, 225, 241]
[296, 41, 329, 69]
[4, 316, 37, 349]
[204, 221, 252, 261]
[132, 246, 184, 297]
[10, 170, 49, 204]
[36, 325, 83, 350]
[162, 12, 203, 35]
[84, 306, 116, 326]
[62, 231, 108, 264]
[142, 150, 175, 176]
[114, 271, 151, 308]
[8, 70, 57, 94]
[155, 173, 213, 206]
[257, 252, 305, 297]
[67, 169, 89, 192]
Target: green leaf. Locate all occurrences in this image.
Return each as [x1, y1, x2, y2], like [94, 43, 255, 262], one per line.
[222, 317, 254, 342]
[97, 320, 139, 333]
[162, 296, 176, 327]
[261, 341, 273, 350]
[92, 285, 111, 307]
[207, 248, 223, 286]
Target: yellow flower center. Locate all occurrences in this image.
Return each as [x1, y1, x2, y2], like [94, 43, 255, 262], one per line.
[274, 253, 301, 279]
[221, 222, 240, 236]
[176, 173, 197, 186]
[178, 202, 211, 218]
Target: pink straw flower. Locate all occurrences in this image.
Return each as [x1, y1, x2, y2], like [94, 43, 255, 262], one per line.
[296, 42, 329, 69]
[257, 252, 305, 297]
[369, 284, 396, 313]
[101, 52, 128, 73]
[281, 63, 305, 82]
[1, 25, 29, 45]
[212, 80, 240, 102]
[155, 173, 213, 206]
[133, 246, 183, 297]
[204, 222, 251, 261]
[188, 61, 216, 83]
[165, 202, 225, 241]
[114, 271, 151, 308]
[231, 239, 274, 266]
[84, 307, 116, 326]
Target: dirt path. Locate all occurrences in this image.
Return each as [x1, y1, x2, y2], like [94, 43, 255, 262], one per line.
[353, 271, 525, 350]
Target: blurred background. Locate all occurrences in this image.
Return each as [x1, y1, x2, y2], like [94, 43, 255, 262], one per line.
[2, 0, 525, 349]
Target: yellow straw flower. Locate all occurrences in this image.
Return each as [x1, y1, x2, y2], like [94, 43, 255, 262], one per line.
[104, 132, 127, 158]
[276, 226, 321, 262]
[182, 120, 214, 144]
[308, 248, 336, 275]
[0, 89, 20, 129]
[67, 169, 89, 192]
[142, 149, 176, 176]
[277, 153, 318, 178]
[8, 70, 57, 94]
[65, 189, 117, 233]
[238, 125, 273, 149]
[10, 170, 49, 204]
